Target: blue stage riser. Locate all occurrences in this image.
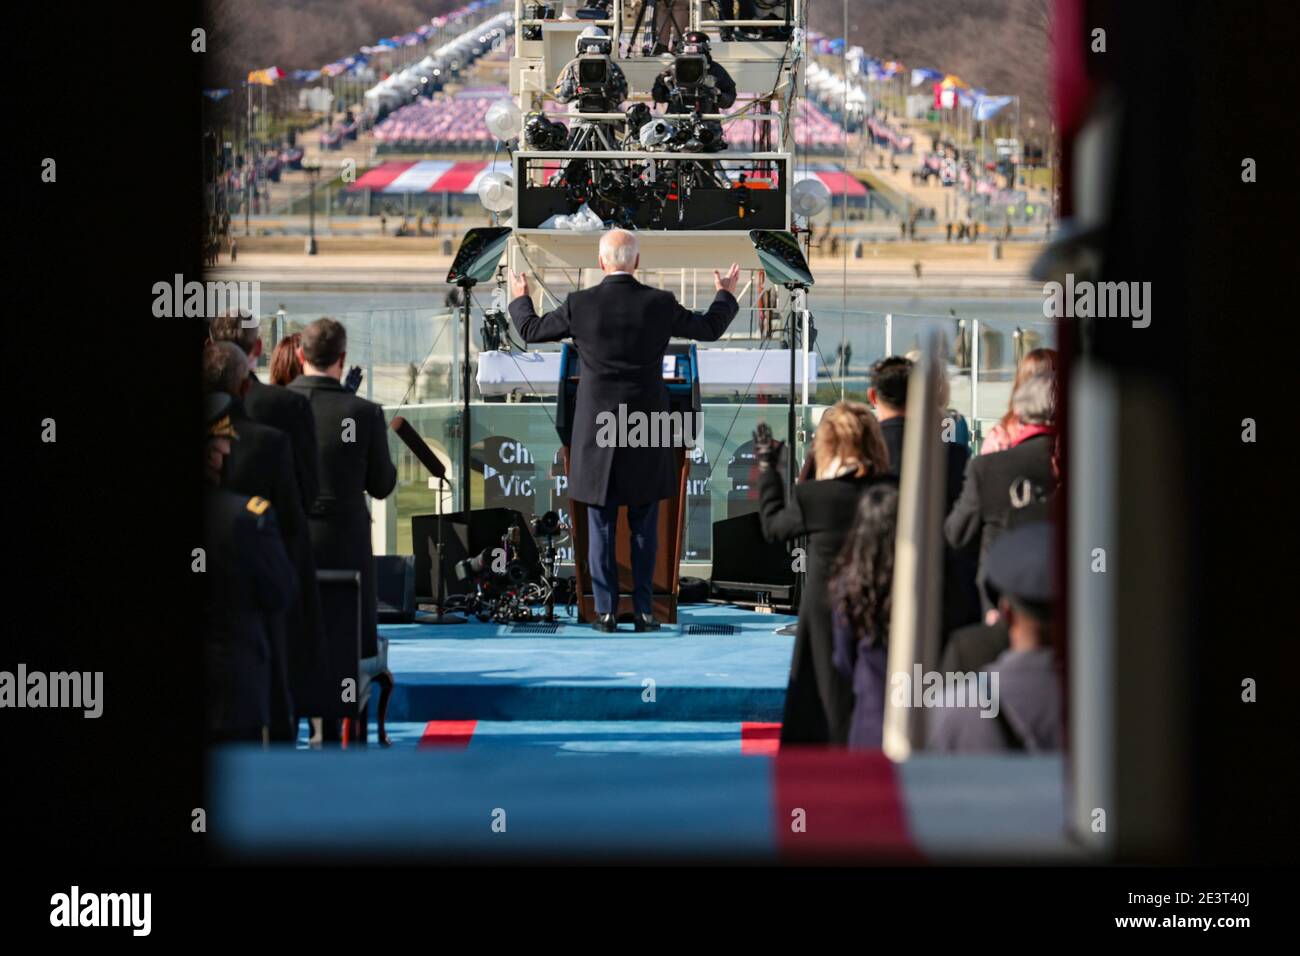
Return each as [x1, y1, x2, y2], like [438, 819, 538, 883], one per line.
[370, 605, 796, 723]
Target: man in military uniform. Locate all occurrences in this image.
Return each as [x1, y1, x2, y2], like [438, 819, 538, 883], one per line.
[202, 341, 324, 743]
[201, 393, 298, 744]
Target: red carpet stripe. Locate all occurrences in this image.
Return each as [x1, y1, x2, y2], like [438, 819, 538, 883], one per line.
[773, 749, 921, 861]
[418, 720, 478, 750]
[741, 722, 782, 755]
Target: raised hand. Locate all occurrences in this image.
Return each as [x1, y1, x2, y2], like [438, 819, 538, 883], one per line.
[752, 421, 785, 471]
[714, 263, 741, 295]
[510, 271, 529, 300]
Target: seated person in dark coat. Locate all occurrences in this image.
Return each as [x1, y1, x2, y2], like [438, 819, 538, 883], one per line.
[929, 522, 1060, 752]
[287, 319, 397, 722]
[945, 370, 1057, 611]
[829, 483, 900, 749]
[869, 355, 981, 639]
[757, 400, 895, 746]
[508, 229, 740, 632]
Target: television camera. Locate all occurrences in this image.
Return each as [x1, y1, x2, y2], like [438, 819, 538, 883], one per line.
[447, 521, 567, 624]
[524, 112, 569, 151]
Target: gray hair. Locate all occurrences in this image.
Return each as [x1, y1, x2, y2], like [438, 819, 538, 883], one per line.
[1011, 370, 1056, 426]
[599, 229, 639, 271]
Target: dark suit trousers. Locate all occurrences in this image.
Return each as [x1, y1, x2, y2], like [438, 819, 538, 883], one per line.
[588, 501, 659, 615]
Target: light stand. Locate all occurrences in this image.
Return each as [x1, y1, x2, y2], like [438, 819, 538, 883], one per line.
[457, 276, 475, 524]
[771, 281, 808, 637]
[445, 226, 512, 525]
[748, 229, 816, 493]
[749, 230, 817, 636]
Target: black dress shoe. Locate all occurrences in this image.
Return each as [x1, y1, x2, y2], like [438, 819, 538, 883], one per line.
[593, 613, 617, 633]
[633, 613, 661, 632]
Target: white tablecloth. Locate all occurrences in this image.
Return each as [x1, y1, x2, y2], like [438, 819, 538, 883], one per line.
[476, 348, 817, 398]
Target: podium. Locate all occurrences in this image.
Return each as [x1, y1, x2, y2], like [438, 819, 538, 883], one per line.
[557, 343, 700, 624]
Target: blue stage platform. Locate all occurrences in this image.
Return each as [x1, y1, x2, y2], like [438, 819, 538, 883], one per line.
[217, 603, 1075, 862]
[373, 603, 797, 723]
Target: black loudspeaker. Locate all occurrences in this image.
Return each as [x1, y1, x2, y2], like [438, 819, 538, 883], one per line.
[375, 554, 416, 623]
[708, 511, 797, 609]
[411, 508, 542, 601]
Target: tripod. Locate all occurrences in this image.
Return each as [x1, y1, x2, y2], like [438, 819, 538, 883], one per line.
[568, 119, 620, 152]
[537, 531, 563, 623]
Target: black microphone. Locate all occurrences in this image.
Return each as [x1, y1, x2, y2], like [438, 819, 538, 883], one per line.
[390, 415, 446, 480]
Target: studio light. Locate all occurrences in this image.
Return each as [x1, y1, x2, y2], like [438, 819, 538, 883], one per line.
[791, 177, 832, 219]
[484, 98, 523, 141]
[477, 170, 514, 212]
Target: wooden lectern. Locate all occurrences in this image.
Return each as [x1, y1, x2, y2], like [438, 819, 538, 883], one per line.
[557, 343, 700, 624]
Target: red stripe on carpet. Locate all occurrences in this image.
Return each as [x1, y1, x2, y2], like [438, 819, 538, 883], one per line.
[773, 748, 921, 861]
[418, 720, 478, 749]
[741, 722, 781, 755]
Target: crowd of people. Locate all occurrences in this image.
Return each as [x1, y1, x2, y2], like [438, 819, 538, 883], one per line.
[756, 348, 1061, 753]
[200, 316, 396, 745]
[200, 308, 1059, 755]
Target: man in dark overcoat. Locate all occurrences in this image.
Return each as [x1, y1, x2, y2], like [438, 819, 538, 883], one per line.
[508, 229, 740, 631]
[288, 319, 397, 729]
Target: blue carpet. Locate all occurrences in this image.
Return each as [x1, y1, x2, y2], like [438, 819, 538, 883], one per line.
[209, 747, 1073, 861]
[373, 604, 796, 721]
[211, 747, 779, 861]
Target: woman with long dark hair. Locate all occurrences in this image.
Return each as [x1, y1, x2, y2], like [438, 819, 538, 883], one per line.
[829, 484, 900, 749]
[757, 400, 894, 746]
